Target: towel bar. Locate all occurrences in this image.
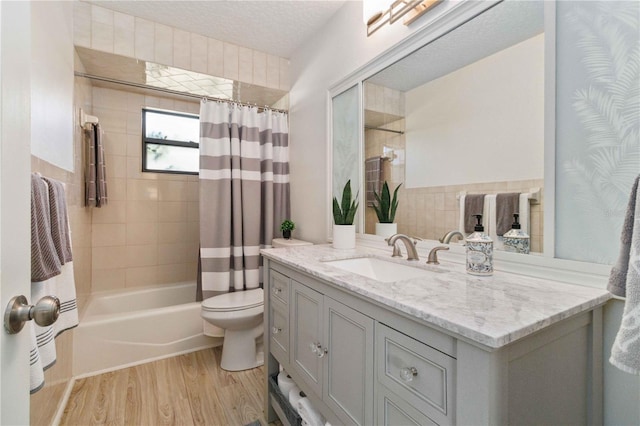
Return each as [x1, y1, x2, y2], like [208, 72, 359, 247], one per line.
[456, 187, 541, 204]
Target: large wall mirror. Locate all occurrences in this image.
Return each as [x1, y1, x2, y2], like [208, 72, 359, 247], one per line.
[359, 0, 546, 254]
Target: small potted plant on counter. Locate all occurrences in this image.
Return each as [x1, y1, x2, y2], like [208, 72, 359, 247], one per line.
[280, 219, 295, 240]
[372, 181, 402, 238]
[332, 180, 359, 249]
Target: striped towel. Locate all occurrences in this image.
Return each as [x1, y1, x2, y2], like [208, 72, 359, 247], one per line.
[42, 177, 72, 263]
[31, 173, 61, 281]
[85, 123, 108, 207]
[365, 156, 383, 207]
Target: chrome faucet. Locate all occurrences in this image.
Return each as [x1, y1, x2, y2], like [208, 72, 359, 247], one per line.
[439, 230, 465, 244]
[387, 234, 420, 261]
[427, 246, 450, 265]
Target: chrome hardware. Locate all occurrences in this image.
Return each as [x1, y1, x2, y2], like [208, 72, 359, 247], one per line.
[309, 342, 327, 357]
[400, 366, 418, 382]
[4, 295, 60, 334]
[317, 346, 328, 358]
[439, 230, 465, 244]
[387, 234, 420, 261]
[427, 246, 450, 265]
[272, 287, 282, 295]
[272, 326, 282, 334]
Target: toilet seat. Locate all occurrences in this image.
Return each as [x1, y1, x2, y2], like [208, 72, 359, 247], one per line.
[202, 288, 263, 312]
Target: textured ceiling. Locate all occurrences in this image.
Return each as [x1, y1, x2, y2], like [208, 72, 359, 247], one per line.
[86, 0, 347, 58]
[367, 0, 544, 92]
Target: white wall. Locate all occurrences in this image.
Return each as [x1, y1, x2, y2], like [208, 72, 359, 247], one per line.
[30, 1, 74, 171]
[405, 34, 544, 188]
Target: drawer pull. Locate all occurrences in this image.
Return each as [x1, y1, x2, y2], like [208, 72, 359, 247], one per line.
[272, 287, 282, 295]
[400, 366, 418, 382]
[272, 326, 282, 334]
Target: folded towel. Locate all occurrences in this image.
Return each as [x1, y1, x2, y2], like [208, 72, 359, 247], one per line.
[42, 177, 73, 264]
[298, 397, 325, 426]
[496, 193, 520, 236]
[609, 175, 640, 375]
[31, 174, 62, 281]
[365, 156, 383, 207]
[464, 194, 486, 233]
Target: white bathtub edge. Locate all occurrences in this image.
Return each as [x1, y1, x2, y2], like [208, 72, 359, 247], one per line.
[52, 378, 76, 426]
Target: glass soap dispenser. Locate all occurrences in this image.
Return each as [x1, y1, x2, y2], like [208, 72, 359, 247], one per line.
[503, 213, 530, 254]
[465, 214, 493, 276]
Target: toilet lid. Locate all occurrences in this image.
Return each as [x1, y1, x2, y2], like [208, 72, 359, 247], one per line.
[202, 288, 264, 312]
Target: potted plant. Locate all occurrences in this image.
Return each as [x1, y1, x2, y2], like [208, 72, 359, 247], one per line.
[332, 180, 359, 249]
[280, 219, 295, 240]
[372, 181, 402, 238]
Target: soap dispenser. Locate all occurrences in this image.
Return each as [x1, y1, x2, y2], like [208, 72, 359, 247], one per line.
[503, 213, 530, 254]
[465, 214, 493, 276]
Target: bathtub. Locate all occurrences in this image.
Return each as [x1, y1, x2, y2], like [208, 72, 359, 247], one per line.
[73, 281, 222, 377]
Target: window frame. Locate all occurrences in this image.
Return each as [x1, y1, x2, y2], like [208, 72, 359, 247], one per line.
[141, 108, 200, 175]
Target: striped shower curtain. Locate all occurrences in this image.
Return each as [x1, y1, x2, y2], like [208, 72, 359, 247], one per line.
[198, 101, 290, 300]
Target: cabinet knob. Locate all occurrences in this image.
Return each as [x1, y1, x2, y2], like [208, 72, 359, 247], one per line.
[272, 287, 282, 295]
[272, 326, 282, 334]
[310, 342, 320, 354]
[400, 366, 418, 382]
[317, 346, 328, 358]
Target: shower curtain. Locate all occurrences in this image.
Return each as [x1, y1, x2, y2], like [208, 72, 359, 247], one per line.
[197, 101, 290, 300]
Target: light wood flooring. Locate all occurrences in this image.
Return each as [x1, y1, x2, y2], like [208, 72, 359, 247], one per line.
[61, 347, 279, 426]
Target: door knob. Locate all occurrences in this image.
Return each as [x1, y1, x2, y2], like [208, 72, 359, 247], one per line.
[4, 295, 60, 334]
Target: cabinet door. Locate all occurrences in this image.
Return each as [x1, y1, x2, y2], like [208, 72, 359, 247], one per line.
[269, 299, 289, 364]
[290, 280, 324, 396]
[323, 297, 374, 426]
[377, 385, 438, 426]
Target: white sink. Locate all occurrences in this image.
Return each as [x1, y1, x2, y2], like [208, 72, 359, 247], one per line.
[324, 257, 432, 282]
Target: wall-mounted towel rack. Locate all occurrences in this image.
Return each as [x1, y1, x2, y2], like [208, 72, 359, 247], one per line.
[79, 108, 99, 130]
[364, 125, 405, 135]
[456, 187, 541, 204]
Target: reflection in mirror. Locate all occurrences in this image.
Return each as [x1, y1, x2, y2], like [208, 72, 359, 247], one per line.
[363, 1, 545, 253]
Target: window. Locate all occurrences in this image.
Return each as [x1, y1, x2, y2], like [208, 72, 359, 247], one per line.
[142, 108, 199, 174]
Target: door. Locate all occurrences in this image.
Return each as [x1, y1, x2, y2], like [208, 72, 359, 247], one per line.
[290, 280, 323, 396]
[0, 1, 33, 424]
[323, 297, 374, 426]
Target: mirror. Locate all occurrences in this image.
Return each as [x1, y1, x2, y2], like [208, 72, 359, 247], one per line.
[362, 1, 545, 253]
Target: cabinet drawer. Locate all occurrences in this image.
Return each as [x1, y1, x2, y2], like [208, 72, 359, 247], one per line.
[270, 270, 290, 305]
[270, 299, 289, 364]
[377, 385, 438, 426]
[376, 323, 455, 425]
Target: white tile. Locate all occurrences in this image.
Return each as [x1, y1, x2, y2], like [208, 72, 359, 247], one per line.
[279, 57, 290, 91]
[135, 17, 155, 62]
[73, 2, 91, 48]
[114, 12, 134, 57]
[91, 5, 113, 25]
[173, 29, 191, 70]
[223, 43, 239, 81]
[154, 23, 173, 66]
[207, 38, 223, 77]
[266, 54, 280, 89]
[252, 51, 267, 87]
[91, 22, 114, 53]
[190, 33, 208, 74]
[238, 47, 253, 84]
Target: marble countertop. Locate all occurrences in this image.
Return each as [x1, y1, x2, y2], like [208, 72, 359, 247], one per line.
[261, 244, 611, 349]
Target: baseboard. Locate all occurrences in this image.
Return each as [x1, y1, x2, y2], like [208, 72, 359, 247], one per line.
[52, 378, 76, 426]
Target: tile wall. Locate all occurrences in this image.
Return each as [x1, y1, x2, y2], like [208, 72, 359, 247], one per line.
[73, 2, 290, 92]
[90, 86, 200, 291]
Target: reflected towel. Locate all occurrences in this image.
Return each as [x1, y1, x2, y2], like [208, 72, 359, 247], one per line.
[31, 174, 61, 281]
[365, 156, 383, 207]
[464, 194, 486, 233]
[609, 175, 640, 375]
[496, 193, 520, 236]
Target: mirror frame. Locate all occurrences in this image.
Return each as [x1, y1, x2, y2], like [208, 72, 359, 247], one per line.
[328, 1, 573, 270]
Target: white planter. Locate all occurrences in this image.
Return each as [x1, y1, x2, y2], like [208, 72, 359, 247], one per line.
[332, 224, 356, 249]
[375, 222, 397, 239]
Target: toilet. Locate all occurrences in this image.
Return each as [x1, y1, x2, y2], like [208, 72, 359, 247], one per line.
[201, 288, 265, 371]
[201, 237, 312, 371]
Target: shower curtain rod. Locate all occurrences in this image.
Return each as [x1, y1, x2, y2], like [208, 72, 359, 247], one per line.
[364, 125, 404, 135]
[74, 72, 288, 114]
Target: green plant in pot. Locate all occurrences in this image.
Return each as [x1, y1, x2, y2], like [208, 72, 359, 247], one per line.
[372, 181, 402, 238]
[332, 180, 359, 249]
[280, 219, 295, 240]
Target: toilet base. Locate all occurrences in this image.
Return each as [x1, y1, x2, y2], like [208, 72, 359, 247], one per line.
[219, 329, 264, 371]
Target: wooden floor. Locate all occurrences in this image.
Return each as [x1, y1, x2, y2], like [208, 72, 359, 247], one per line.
[61, 347, 278, 426]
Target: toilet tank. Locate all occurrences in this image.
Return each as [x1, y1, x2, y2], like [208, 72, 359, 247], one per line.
[272, 238, 313, 248]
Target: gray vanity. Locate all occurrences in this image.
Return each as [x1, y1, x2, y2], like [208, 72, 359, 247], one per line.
[261, 243, 610, 426]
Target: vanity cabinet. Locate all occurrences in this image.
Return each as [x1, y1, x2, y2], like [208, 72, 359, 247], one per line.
[263, 256, 605, 426]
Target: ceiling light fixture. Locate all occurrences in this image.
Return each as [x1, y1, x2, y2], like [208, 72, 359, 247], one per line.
[364, 0, 442, 36]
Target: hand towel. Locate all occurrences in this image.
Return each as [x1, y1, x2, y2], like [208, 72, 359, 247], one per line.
[41, 177, 72, 263]
[30, 278, 57, 393]
[53, 262, 79, 336]
[298, 397, 325, 426]
[31, 174, 62, 281]
[85, 123, 108, 207]
[464, 194, 486, 233]
[365, 156, 383, 207]
[496, 192, 520, 236]
[609, 175, 640, 375]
